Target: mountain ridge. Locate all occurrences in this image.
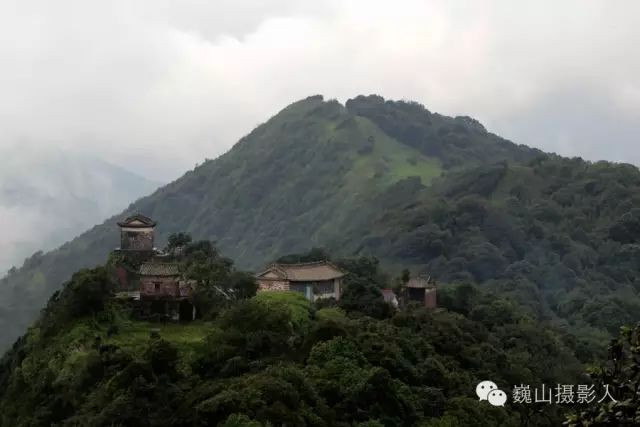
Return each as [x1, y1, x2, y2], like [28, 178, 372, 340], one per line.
[1, 94, 637, 355]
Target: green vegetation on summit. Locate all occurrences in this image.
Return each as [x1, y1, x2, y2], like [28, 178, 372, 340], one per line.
[0, 95, 543, 352]
[0, 243, 584, 426]
[1, 94, 640, 367]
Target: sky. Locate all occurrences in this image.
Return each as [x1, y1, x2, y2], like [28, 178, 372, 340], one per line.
[1, 0, 639, 182]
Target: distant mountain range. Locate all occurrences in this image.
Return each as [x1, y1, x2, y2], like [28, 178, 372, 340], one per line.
[0, 146, 160, 274]
[1, 95, 640, 356]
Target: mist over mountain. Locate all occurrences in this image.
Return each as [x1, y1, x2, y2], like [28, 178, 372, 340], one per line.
[1, 94, 639, 359]
[0, 145, 160, 274]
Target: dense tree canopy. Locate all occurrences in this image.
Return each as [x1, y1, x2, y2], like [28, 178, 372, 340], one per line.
[0, 244, 589, 426]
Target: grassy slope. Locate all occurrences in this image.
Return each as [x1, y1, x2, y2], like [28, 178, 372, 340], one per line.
[106, 321, 210, 358]
[346, 117, 442, 187]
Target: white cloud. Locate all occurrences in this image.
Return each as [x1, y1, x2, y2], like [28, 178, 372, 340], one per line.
[1, 0, 640, 182]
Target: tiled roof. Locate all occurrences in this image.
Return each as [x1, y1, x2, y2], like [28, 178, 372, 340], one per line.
[139, 262, 180, 276]
[258, 261, 345, 282]
[117, 213, 156, 228]
[406, 277, 435, 288]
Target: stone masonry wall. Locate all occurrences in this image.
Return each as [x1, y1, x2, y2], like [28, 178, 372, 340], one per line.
[258, 279, 290, 292]
[121, 230, 154, 251]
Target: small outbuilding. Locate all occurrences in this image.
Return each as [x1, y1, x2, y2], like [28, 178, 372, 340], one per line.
[401, 276, 437, 308]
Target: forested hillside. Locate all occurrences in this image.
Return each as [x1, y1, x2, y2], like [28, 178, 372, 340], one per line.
[0, 243, 585, 426]
[362, 158, 640, 359]
[2, 94, 639, 358]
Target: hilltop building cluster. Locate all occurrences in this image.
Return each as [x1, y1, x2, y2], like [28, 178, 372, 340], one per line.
[111, 214, 436, 322]
[401, 276, 437, 308]
[256, 260, 437, 309]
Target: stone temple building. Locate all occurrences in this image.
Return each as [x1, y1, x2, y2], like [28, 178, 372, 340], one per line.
[256, 261, 344, 302]
[112, 214, 196, 321]
[117, 214, 156, 252]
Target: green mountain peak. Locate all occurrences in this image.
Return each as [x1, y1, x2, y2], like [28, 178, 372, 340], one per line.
[0, 94, 630, 356]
